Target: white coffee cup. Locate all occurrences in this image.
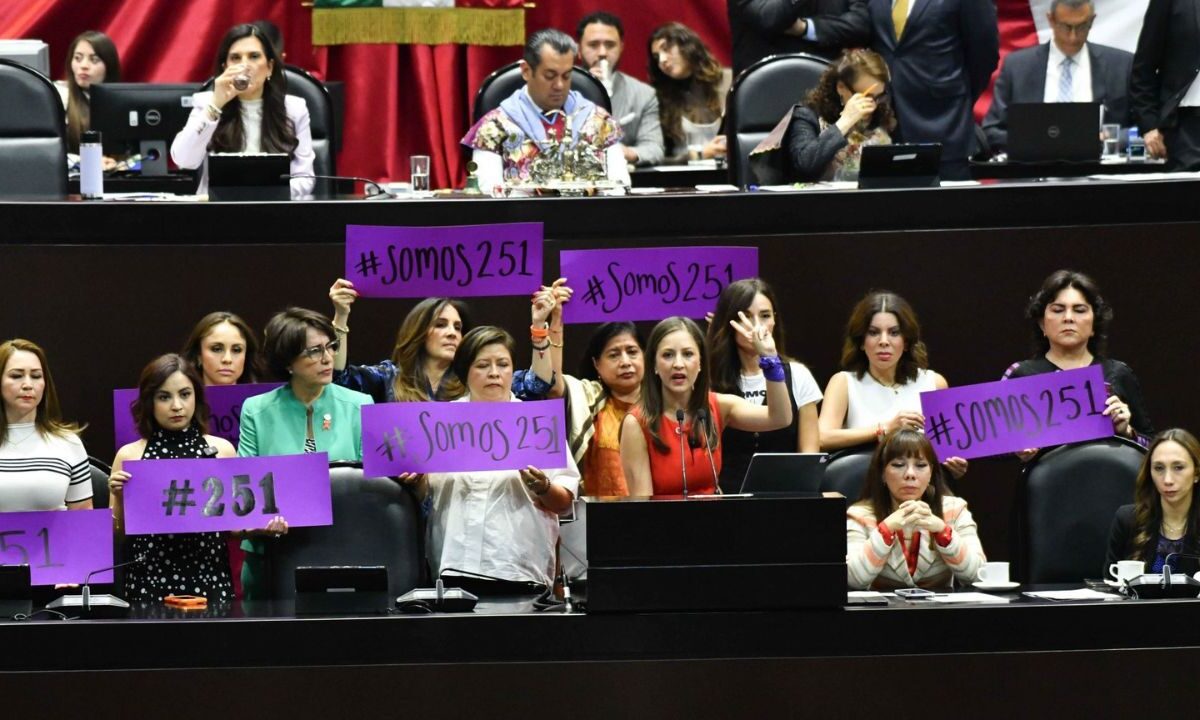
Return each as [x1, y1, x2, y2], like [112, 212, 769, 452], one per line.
[1109, 560, 1145, 583]
[977, 561, 1010, 584]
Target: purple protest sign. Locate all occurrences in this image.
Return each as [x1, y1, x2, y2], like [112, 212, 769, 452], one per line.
[0, 510, 113, 586]
[919, 366, 1113, 461]
[121, 453, 332, 535]
[113, 383, 282, 453]
[345, 223, 543, 298]
[362, 399, 568, 476]
[560, 246, 759, 323]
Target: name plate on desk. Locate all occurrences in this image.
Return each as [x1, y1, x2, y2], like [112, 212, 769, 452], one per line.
[0, 510, 113, 586]
[122, 454, 332, 535]
[560, 246, 758, 323]
[362, 400, 568, 476]
[919, 366, 1112, 460]
[345, 223, 543, 297]
[113, 383, 281, 453]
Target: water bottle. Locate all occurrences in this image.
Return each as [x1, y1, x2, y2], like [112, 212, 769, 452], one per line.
[79, 130, 103, 199]
[1127, 128, 1146, 162]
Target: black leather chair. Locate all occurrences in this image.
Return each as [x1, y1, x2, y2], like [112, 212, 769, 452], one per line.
[265, 463, 423, 600]
[0, 58, 67, 196]
[473, 61, 611, 122]
[725, 53, 829, 189]
[820, 444, 875, 501]
[88, 456, 112, 510]
[1022, 437, 1145, 583]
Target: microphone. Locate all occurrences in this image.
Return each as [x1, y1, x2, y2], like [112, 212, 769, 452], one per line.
[696, 409, 721, 495]
[47, 554, 147, 617]
[279, 174, 396, 199]
[675, 409, 689, 498]
[1123, 552, 1200, 599]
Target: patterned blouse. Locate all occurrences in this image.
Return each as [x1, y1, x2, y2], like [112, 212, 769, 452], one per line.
[462, 106, 622, 185]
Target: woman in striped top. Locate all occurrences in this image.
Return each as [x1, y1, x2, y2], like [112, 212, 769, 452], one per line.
[0, 339, 93, 512]
[847, 429, 985, 590]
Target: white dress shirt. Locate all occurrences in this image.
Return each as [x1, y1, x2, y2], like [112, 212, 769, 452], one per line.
[1044, 41, 1093, 104]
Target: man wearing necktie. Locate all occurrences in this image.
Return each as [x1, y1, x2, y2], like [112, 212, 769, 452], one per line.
[1131, 0, 1200, 169]
[982, 0, 1133, 152]
[866, 0, 999, 179]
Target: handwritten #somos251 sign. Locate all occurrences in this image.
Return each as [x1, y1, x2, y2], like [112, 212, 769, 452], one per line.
[919, 366, 1113, 461]
[345, 223, 543, 297]
[362, 400, 568, 476]
[121, 453, 333, 535]
[559, 246, 759, 323]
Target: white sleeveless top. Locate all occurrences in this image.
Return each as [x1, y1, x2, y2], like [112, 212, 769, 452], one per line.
[843, 368, 938, 429]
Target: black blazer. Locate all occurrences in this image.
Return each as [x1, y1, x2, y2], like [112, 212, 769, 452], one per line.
[1131, 0, 1200, 133]
[982, 42, 1134, 150]
[867, 0, 998, 170]
[1106, 504, 1200, 576]
[785, 105, 849, 181]
[729, 0, 870, 75]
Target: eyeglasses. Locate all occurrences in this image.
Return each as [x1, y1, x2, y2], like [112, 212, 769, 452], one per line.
[1053, 19, 1094, 35]
[299, 339, 340, 361]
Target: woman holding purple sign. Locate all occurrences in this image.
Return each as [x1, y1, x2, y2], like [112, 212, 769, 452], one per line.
[108, 354, 244, 603]
[403, 326, 580, 595]
[0, 339, 93, 512]
[620, 315, 792, 496]
[1004, 270, 1153, 460]
[819, 291, 969, 479]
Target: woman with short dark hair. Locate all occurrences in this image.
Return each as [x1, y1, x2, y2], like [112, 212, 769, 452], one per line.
[847, 430, 985, 590]
[181, 311, 263, 386]
[170, 23, 314, 197]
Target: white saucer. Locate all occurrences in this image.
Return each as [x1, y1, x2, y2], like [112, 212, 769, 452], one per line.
[1103, 579, 1127, 588]
[972, 581, 1020, 590]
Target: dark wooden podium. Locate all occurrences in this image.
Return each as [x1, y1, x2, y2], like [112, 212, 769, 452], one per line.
[584, 494, 846, 612]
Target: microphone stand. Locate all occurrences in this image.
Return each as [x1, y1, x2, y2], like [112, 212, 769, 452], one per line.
[675, 409, 689, 498]
[281, 173, 396, 199]
[47, 555, 147, 618]
[697, 409, 722, 495]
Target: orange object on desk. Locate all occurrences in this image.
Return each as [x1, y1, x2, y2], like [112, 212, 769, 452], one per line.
[164, 594, 208, 610]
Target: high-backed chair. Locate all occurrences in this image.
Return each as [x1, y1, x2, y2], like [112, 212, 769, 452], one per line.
[473, 61, 611, 123]
[725, 53, 829, 188]
[1022, 438, 1145, 583]
[820, 445, 875, 502]
[0, 58, 67, 196]
[88, 456, 112, 510]
[265, 464, 423, 600]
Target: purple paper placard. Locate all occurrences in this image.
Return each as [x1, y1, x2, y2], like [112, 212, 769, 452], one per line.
[113, 382, 282, 453]
[0, 510, 113, 586]
[122, 453, 332, 535]
[560, 246, 759, 323]
[919, 365, 1112, 461]
[345, 223, 544, 298]
[362, 399, 568, 476]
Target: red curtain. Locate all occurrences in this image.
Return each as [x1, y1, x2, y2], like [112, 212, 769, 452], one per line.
[1, 1, 1035, 187]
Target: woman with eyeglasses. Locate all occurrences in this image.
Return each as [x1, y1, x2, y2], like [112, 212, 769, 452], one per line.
[236, 307, 373, 599]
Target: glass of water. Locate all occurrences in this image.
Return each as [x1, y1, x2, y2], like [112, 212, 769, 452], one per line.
[410, 155, 431, 193]
[1101, 124, 1121, 160]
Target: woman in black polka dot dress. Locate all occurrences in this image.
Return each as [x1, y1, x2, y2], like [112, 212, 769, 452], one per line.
[108, 354, 236, 603]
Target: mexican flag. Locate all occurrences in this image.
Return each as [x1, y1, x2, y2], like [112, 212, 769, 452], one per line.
[312, 0, 526, 47]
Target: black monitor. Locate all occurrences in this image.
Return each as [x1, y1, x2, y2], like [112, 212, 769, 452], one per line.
[89, 83, 201, 175]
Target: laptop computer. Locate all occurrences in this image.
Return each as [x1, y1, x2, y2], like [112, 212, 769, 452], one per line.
[1008, 102, 1100, 162]
[207, 152, 290, 201]
[858, 144, 942, 189]
[739, 453, 829, 495]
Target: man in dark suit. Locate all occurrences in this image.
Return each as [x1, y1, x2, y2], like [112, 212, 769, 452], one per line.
[1131, 0, 1200, 169]
[983, 0, 1133, 151]
[729, 0, 870, 76]
[867, 0, 999, 178]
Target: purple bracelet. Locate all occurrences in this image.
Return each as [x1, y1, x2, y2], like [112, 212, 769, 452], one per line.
[758, 355, 785, 383]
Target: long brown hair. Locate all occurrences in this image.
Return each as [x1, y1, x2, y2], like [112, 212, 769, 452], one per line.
[637, 316, 717, 453]
[855, 429, 951, 534]
[209, 24, 297, 156]
[181, 311, 263, 384]
[839, 290, 929, 384]
[390, 297, 471, 401]
[707, 278, 791, 394]
[805, 48, 896, 132]
[131, 354, 210, 439]
[1130, 429, 1200, 562]
[647, 23, 723, 153]
[63, 30, 121, 153]
[0, 339, 83, 442]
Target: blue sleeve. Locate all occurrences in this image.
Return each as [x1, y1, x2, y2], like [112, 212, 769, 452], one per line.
[334, 360, 397, 404]
[512, 368, 553, 400]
